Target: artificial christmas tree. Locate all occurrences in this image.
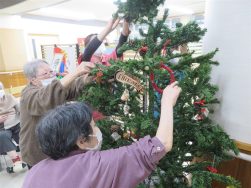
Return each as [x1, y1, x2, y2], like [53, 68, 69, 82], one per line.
[80, 0, 240, 187]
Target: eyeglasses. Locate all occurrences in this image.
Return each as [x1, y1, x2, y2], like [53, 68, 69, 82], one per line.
[36, 70, 55, 78]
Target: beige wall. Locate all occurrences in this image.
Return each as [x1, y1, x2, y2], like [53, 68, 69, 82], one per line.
[0, 28, 28, 71]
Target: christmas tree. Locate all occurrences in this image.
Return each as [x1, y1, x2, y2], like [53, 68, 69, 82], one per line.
[80, 0, 240, 187]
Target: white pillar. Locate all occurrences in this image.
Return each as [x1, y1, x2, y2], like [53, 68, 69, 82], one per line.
[203, 0, 251, 155]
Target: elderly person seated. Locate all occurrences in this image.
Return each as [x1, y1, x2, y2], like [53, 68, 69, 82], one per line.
[22, 82, 181, 188]
[0, 82, 26, 173]
[19, 60, 94, 168]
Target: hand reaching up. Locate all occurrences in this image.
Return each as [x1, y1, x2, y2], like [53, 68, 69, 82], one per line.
[77, 62, 95, 77]
[161, 81, 182, 107]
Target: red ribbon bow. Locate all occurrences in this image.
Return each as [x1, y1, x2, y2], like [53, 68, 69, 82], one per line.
[207, 166, 218, 173]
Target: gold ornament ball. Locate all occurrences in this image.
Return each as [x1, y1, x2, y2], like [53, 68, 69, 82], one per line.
[123, 132, 130, 140]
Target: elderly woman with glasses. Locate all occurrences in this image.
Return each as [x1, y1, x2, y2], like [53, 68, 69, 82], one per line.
[19, 60, 94, 168]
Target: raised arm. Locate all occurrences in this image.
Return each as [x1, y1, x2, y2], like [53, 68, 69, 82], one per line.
[116, 19, 130, 57]
[156, 81, 181, 152]
[81, 18, 120, 62]
[22, 62, 94, 116]
[97, 18, 120, 42]
[60, 62, 94, 87]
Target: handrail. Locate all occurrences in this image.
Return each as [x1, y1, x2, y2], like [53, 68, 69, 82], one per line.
[0, 70, 23, 74]
[235, 140, 251, 155]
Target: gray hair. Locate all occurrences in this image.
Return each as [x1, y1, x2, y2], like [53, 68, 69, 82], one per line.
[23, 59, 48, 80]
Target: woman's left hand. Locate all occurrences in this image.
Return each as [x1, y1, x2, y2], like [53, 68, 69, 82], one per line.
[0, 114, 8, 123]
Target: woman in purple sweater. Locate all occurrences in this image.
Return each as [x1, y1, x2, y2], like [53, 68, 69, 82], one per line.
[22, 82, 181, 188]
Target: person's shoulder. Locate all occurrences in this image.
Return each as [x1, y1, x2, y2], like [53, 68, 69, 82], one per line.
[21, 84, 36, 93]
[20, 84, 40, 102]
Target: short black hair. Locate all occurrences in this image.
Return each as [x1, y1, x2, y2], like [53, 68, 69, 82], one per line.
[36, 102, 93, 160]
[84, 33, 97, 47]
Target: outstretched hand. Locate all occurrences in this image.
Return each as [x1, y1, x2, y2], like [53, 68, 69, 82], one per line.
[77, 62, 95, 77]
[0, 114, 8, 123]
[161, 81, 182, 107]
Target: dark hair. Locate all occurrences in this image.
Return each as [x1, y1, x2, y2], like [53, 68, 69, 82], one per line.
[36, 102, 93, 160]
[84, 33, 97, 47]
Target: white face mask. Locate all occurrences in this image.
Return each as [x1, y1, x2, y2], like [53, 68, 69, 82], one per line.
[41, 77, 56, 86]
[94, 43, 106, 56]
[0, 89, 5, 99]
[86, 128, 103, 151]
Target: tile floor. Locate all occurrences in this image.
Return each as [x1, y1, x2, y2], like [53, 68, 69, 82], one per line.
[0, 155, 28, 188]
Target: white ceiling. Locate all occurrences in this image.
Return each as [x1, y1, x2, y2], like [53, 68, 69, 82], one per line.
[0, 0, 205, 24]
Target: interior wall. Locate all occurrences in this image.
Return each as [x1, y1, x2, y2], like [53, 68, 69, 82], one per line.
[0, 28, 28, 71]
[203, 0, 251, 159]
[0, 44, 5, 71]
[22, 18, 104, 43]
[0, 15, 105, 71]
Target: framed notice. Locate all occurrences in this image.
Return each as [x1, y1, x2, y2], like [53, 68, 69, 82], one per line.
[41, 44, 80, 74]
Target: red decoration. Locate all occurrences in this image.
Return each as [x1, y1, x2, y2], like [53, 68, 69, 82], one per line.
[139, 46, 148, 53]
[201, 108, 207, 113]
[207, 166, 218, 173]
[193, 114, 203, 121]
[139, 46, 148, 56]
[92, 111, 105, 121]
[194, 99, 206, 107]
[96, 71, 103, 77]
[95, 71, 104, 83]
[150, 63, 176, 94]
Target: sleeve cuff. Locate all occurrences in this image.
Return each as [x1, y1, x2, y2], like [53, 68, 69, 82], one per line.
[139, 136, 166, 164]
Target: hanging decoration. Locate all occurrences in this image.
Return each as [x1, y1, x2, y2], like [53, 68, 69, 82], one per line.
[139, 46, 148, 57]
[121, 88, 130, 101]
[92, 111, 105, 122]
[150, 63, 176, 94]
[193, 99, 209, 121]
[123, 102, 130, 115]
[95, 70, 104, 84]
[207, 166, 218, 174]
[115, 71, 144, 93]
[110, 125, 122, 141]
